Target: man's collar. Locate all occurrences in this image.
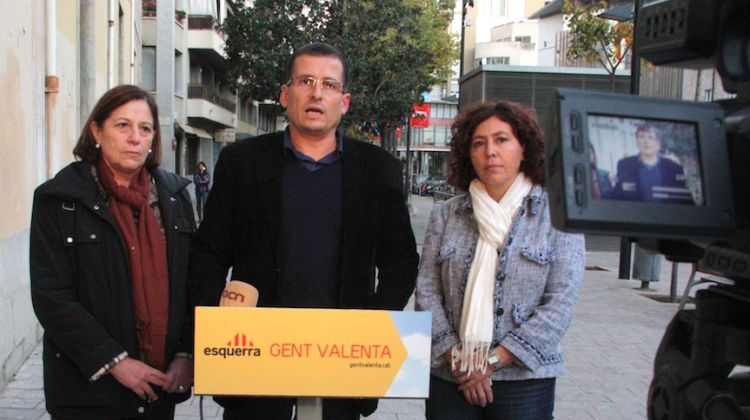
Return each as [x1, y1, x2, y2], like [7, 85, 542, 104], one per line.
[282, 127, 343, 169]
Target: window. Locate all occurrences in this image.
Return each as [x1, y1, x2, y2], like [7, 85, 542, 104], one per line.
[187, 138, 198, 175]
[142, 47, 156, 91]
[175, 52, 184, 95]
[515, 36, 531, 43]
[434, 127, 448, 146]
[488, 57, 510, 65]
[413, 128, 424, 145]
[259, 105, 277, 133]
[431, 104, 449, 119]
[490, 0, 506, 16]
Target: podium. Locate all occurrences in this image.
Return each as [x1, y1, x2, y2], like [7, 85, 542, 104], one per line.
[194, 307, 431, 419]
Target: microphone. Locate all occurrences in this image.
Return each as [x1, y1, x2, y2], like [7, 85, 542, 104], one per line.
[219, 280, 259, 308]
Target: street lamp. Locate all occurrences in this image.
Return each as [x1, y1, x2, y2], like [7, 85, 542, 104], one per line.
[459, 0, 474, 78]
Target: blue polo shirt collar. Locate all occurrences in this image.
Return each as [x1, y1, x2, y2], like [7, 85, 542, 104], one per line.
[283, 128, 343, 171]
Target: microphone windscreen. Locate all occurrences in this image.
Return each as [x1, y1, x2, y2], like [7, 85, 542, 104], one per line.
[219, 281, 259, 308]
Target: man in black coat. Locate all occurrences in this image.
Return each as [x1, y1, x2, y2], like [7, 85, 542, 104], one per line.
[612, 125, 693, 204]
[188, 43, 419, 419]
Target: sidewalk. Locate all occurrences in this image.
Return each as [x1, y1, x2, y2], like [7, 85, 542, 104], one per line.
[0, 195, 692, 420]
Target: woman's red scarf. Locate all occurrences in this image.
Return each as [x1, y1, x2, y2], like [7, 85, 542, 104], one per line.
[97, 160, 169, 370]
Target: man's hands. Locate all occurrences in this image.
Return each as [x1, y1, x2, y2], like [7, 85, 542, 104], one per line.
[109, 355, 194, 401]
[109, 358, 168, 401]
[164, 356, 194, 394]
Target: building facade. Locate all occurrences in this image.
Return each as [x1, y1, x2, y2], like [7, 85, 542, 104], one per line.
[474, 20, 539, 67]
[0, 0, 143, 388]
[0, 0, 279, 389]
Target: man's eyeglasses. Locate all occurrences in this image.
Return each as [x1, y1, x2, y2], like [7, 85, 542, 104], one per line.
[286, 76, 344, 94]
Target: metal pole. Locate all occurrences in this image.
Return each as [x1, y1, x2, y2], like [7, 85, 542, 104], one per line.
[297, 397, 323, 420]
[670, 262, 679, 302]
[405, 116, 412, 205]
[630, 0, 641, 96]
[618, 237, 632, 279]
[459, 1, 466, 77]
[619, 0, 641, 279]
[45, 0, 58, 179]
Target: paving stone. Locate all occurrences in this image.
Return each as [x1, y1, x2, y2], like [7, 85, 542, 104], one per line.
[0, 408, 48, 420]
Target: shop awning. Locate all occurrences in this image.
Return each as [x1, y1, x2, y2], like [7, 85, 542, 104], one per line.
[180, 123, 212, 140]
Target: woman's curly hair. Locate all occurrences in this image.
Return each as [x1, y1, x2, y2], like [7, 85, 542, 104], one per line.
[448, 100, 546, 191]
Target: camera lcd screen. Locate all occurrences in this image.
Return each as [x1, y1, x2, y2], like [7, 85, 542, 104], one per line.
[587, 115, 703, 206]
[545, 88, 735, 240]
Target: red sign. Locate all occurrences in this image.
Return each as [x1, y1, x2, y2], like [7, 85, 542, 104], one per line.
[411, 104, 430, 128]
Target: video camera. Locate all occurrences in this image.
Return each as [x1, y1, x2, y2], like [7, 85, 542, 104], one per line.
[544, 0, 750, 418]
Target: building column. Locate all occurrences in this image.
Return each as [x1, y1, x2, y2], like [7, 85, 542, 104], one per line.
[156, 0, 175, 171]
[79, 0, 96, 129]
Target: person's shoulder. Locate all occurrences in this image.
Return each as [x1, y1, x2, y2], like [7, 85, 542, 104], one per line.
[35, 161, 91, 199]
[345, 137, 396, 162]
[152, 167, 190, 193]
[224, 132, 283, 154]
[615, 156, 639, 174]
[434, 193, 469, 216]
[618, 155, 639, 165]
[213, 133, 283, 169]
[661, 157, 684, 171]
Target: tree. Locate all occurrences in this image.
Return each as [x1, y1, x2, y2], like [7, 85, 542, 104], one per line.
[223, 0, 331, 102]
[324, 0, 456, 146]
[563, 0, 633, 91]
[222, 0, 457, 145]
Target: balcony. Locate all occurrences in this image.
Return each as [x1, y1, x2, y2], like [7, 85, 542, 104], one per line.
[142, 9, 186, 24]
[187, 84, 236, 128]
[141, 17, 186, 52]
[187, 16, 227, 70]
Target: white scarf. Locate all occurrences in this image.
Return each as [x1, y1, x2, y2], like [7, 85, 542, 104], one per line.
[455, 173, 533, 374]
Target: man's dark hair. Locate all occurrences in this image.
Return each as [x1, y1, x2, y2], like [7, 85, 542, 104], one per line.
[73, 84, 161, 168]
[286, 42, 349, 91]
[635, 125, 657, 137]
[448, 100, 546, 191]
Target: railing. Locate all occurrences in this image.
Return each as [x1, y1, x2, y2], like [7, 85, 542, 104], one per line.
[141, 0, 186, 23]
[189, 15, 217, 30]
[187, 84, 236, 112]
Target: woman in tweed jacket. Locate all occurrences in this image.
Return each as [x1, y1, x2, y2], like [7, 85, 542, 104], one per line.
[415, 101, 585, 420]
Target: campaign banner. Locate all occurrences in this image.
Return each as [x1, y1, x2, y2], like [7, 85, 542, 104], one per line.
[194, 307, 431, 398]
[411, 104, 431, 128]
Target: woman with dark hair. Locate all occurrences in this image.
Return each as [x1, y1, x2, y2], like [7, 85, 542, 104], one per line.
[415, 100, 585, 419]
[30, 84, 196, 419]
[193, 161, 210, 223]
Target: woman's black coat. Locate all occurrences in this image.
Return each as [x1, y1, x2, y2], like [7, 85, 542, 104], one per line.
[30, 161, 195, 419]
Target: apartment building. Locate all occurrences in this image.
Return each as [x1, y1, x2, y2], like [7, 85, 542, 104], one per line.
[0, 0, 279, 389]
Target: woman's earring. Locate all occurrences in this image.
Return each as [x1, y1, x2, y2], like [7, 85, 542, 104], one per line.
[148, 149, 152, 154]
[95, 143, 100, 149]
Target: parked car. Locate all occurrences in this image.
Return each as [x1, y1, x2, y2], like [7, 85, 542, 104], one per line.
[411, 174, 430, 195]
[419, 179, 447, 196]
